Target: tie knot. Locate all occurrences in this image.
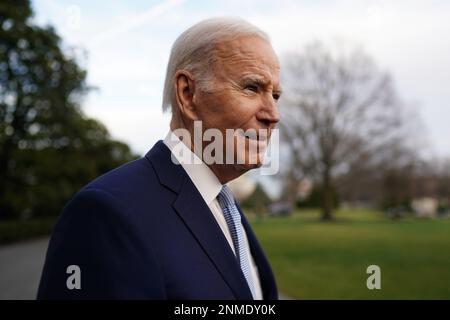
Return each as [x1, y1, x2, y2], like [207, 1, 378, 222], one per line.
[217, 185, 235, 208]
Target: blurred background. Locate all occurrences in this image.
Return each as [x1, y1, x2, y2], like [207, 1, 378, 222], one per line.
[0, 0, 449, 299]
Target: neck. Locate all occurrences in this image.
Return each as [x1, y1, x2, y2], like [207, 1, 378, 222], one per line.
[169, 118, 244, 184]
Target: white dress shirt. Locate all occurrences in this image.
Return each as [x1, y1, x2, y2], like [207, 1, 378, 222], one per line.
[163, 130, 263, 300]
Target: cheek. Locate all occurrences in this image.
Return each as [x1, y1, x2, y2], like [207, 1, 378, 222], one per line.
[222, 96, 260, 127]
[198, 90, 259, 130]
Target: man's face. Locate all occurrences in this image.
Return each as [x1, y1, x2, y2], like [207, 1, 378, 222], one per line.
[194, 35, 281, 175]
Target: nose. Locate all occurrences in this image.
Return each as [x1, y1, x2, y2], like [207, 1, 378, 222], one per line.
[257, 95, 280, 127]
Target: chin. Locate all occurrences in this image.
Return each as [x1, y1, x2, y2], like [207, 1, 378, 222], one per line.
[235, 156, 264, 171]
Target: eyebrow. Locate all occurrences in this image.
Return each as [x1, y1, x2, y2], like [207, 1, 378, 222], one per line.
[240, 75, 283, 95]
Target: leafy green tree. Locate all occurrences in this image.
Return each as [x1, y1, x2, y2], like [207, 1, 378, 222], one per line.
[0, 1, 137, 219]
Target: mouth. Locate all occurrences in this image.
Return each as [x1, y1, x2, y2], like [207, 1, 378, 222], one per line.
[242, 130, 269, 142]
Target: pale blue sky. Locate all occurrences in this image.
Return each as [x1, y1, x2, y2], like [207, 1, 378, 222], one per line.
[32, 0, 450, 159]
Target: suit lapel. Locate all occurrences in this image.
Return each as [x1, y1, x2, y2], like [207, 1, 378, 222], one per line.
[173, 179, 254, 299]
[146, 141, 253, 300]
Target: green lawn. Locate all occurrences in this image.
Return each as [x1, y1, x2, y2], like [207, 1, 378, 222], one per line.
[250, 209, 450, 299]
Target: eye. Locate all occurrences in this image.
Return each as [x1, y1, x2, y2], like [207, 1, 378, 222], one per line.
[272, 93, 280, 101]
[244, 84, 258, 92]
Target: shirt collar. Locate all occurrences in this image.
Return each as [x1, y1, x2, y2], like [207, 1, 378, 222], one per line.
[163, 130, 223, 205]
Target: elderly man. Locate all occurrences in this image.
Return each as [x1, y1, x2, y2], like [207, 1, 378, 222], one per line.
[38, 17, 281, 300]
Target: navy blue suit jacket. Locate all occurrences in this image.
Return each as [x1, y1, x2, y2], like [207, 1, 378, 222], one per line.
[37, 141, 278, 299]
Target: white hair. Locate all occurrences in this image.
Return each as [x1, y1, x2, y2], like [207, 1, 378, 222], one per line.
[161, 17, 270, 112]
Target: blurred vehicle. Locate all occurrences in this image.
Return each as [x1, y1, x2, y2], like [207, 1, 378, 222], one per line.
[268, 201, 292, 217]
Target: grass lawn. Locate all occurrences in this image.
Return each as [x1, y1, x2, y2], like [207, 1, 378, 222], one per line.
[250, 209, 450, 299]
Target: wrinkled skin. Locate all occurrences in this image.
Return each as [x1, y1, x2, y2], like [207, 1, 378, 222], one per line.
[172, 35, 282, 184]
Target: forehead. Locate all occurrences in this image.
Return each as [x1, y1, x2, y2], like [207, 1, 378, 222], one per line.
[213, 36, 280, 83]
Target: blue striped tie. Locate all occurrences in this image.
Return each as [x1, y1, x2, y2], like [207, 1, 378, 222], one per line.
[217, 185, 255, 299]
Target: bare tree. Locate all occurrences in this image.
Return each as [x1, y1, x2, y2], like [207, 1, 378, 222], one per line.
[279, 41, 418, 220]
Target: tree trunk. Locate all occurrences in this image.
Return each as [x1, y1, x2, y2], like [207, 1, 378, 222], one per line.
[321, 167, 334, 221]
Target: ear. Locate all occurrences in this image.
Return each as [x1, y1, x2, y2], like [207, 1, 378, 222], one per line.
[174, 70, 199, 121]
